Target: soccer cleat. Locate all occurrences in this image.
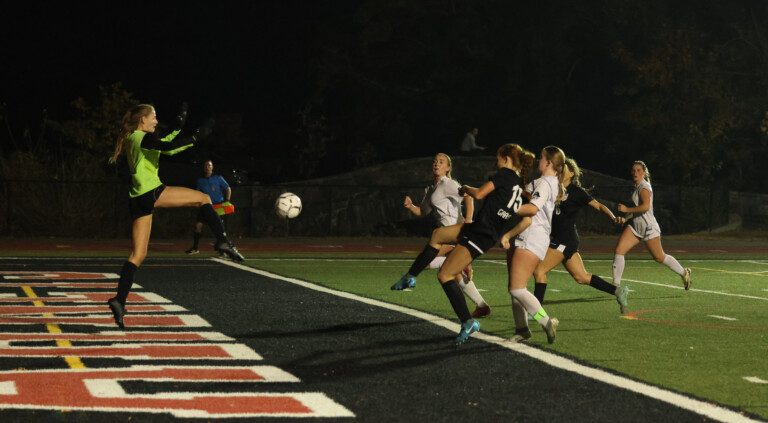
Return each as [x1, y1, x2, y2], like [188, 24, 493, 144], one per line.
[217, 241, 244, 263]
[471, 304, 491, 318]
[682, 267, 692, 290]
[510, 327, 532, 343]
[107, 297, 125, 329]
[463, 264, 474, 282]
[455, 319, 480, 345]
[185, 248, 199, 255]
[616, 285, 629, 314]
[544, 318, 559, 344]
[390, 274, 416, 290]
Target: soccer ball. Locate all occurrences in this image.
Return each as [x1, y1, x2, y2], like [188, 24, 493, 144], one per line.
[275, 192, 302, 219]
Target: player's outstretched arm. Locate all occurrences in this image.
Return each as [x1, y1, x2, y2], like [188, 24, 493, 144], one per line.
[500, 217, 532, 249]
[460, 180, 495, 200]
[590, 199, 617, 222]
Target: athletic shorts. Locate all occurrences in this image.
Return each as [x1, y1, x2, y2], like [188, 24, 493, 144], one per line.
[457, 224, 497, 259]
[128, 184, 166, 221]
[549, 240, 578, 261]
[514, 228, 550, 261]
[629, 220, 661, 241]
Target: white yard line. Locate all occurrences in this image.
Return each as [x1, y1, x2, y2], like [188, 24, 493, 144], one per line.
[216, 258, 764, 423]
[485, 260, 768, 301]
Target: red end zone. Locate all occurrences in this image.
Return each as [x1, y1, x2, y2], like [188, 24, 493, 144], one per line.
[0, 264, 355, 419]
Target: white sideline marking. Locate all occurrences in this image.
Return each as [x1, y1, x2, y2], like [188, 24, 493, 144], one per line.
[708, 315, 738, 321]
[484, 260, 768, 302]
[215, 258, 764, 423]
[743, 376, 768, 384]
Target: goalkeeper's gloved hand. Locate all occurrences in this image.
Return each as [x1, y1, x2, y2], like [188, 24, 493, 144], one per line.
[192, 118, 215, 142]
[174, 102, 189, 131]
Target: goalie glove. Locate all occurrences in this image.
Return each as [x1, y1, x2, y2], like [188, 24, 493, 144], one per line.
[192, 118, 215, 142]
[174, 102, 189, 131]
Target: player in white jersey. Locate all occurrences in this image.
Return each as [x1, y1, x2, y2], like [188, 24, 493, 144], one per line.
[500, 146, 566, 344]
[393, 153, 491, 317]
[612, 161, 692, 290]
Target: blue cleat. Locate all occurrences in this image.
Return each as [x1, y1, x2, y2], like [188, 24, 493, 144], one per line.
[616, 285, 629, 314]
[216, 241, 244, 263]
[391, 274, 416, 290]
[455, 318, 480, 345]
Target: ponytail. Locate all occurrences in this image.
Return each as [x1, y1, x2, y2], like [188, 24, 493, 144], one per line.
[543, 145, 566, 203]
[109, 104, 154, 164]
[519, 149, 535, 186]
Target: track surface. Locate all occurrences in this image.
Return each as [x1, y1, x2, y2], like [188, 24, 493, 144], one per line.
[0, 258, 740, 422]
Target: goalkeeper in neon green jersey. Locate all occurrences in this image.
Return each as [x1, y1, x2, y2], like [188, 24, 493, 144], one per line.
[106, 103, 244, 328]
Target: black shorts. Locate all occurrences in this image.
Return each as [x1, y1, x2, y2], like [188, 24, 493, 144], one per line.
[128, 184, 166, 221]
[457, 223, 498, 259]
[549, 237, 579, 261]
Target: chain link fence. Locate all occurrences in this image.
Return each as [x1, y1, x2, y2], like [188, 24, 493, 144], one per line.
[0, 175, 744, 239]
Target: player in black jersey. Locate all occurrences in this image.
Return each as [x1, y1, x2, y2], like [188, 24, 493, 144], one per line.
[530, 158, 628, 313]
[403, 144, 535, 344]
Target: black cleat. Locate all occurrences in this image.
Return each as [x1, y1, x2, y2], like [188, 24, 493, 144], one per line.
[217, 241, 244, 262]
[107, 297, 125, 329]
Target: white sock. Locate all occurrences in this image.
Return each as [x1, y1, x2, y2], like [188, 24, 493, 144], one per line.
[662, 254, 685, 276]
[612, 254, 625, 286]
[458, 277, 487, 307]
[428, 256, 446, 270]
[510, 297, 528, 330]
[510, 289, 549, 327]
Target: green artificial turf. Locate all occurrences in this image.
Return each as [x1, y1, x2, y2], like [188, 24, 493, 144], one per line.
[248, 257, 768, 420]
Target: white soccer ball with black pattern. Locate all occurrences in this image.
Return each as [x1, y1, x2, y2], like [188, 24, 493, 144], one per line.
[275, 192, 302, 219]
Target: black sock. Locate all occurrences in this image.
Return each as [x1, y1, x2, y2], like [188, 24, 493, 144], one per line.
[590, 274, 617, 295]
[533, 282, 547, 305]
[192, 231, 202, 249]
[116, 261, 138, 305]
[407, 244, 439, 277]
[441, 279, 471, 323]
[200, 204, 228, 243]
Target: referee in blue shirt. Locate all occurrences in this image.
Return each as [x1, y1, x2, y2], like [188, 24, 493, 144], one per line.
[186, 160, 231, 255]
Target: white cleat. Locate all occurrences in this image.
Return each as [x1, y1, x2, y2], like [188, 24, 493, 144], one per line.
[682, 268, 692, 291]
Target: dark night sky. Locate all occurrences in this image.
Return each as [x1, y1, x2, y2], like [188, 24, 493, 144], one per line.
[4, 1, 767, 189]
[2, 2, 341, 130]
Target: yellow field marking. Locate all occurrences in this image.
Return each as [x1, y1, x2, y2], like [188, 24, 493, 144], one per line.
[22, 286, 85, 369]
[692, 266, 768, 278]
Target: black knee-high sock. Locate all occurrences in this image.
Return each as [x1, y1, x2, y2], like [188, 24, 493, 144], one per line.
[533, 282, 547, 305]
[441, 279, 472, 323]
[116, 261, 138, 305]
[407, 244, 439, 277]
[200, 204, 227, 243]
[589, 274, 618, 295]
[192, 231, 202, 249]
